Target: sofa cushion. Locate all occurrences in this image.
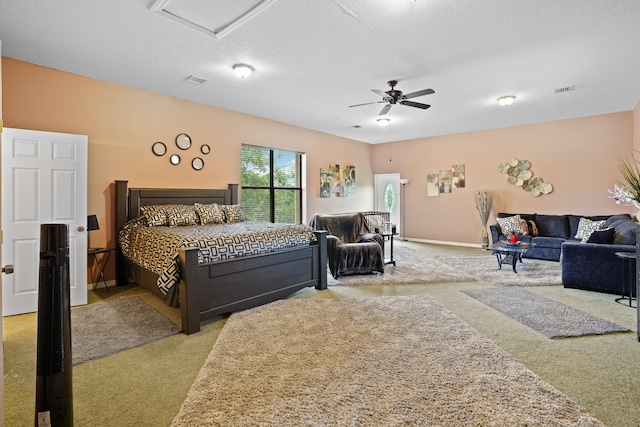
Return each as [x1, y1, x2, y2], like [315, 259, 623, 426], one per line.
[603, 214, 636, 245]
[586, 227, 616, 244]
[574, 217, 606, 242]
[530, 236, 565, 250]
[613, 221, 636, 245]
[534, 214, 570, 238]
[496, 215, 528, 235]
[568, 214, 611, 238]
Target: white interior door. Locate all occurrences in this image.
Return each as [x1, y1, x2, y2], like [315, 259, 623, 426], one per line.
[374, 173, 401, 232]
[2, 128, 88, 316]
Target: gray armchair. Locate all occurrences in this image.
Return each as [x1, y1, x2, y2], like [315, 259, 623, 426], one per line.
[309, 213, 384, 279]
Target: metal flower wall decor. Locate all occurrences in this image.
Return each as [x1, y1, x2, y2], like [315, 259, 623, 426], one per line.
[498, 158, 553, 197]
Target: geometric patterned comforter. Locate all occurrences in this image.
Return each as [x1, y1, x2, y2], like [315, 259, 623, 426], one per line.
[118, 216, 315, 294]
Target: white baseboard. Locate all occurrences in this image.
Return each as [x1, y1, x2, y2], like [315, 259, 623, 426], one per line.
[89, 279, 117, 290]
[402, 237, 483, 249]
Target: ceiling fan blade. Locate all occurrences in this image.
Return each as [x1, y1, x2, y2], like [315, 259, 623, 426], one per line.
[349, 100, 385, 108]
[403, 88, 435, 99]
[379, 104, 392, 115]
[372, 89, 387, 97]
[400, 100, 431, 109]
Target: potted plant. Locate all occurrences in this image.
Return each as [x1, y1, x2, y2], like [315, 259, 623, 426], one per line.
[474, 190, 494, 248]
[610, 151, 640, 211]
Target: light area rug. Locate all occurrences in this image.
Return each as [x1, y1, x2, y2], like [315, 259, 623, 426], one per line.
[463, 287, 630, 339]
[328, 246, 477, 286]
[71, 296, 181, 365]
[436, 254, 562, 287]
[172, 296, 603, 426]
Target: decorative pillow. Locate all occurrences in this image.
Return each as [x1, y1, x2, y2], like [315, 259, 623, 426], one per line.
[141, 205, 169, 226]
[586, 227, 616, 244]
[527, 220, 539, 236]
[574, 217, 605, 242]
[164, 205, 199, 227]
[195, 203, 226, 225]
[519, 218, 530, 236]
[222, 204, 249, 223]
[496, 215, 528, 235]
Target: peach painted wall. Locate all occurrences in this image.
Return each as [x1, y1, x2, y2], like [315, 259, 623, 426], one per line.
[372, 112, 635, 245]
[2, 58, 375, 282]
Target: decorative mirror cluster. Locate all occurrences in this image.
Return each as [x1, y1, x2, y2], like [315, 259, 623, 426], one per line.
[176, 133, 191, 150]
[498, 158, 553, 197]
[151, 133, 210, 170]
[152, 141, 167, 156]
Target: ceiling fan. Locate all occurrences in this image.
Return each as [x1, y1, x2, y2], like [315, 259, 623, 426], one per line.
[349, 80, 435, 116]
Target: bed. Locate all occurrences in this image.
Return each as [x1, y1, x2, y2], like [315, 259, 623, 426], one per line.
[114, 180, 327, 334]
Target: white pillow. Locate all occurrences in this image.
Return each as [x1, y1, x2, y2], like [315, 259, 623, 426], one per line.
[574, 217, 605, 242]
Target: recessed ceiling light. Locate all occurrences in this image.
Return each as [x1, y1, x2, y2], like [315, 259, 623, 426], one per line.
[233, 64, 254, 78]
[377, 118, 391, 126]
[497, 95, 516, 106]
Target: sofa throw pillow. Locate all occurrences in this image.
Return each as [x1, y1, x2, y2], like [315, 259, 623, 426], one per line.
[195, 203, 226, 225]
[586, 227, 616, 244]
[519, 218, 530, 235]
[527, 220, 539, 236]
[574, 217, 605, 242]
[496, 215, 528, 235]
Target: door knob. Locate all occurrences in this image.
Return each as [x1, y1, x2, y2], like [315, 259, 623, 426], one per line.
[2, 265, 14, 274]
[78, 226, 85, 232]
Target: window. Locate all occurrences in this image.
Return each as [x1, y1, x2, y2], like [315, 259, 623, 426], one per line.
[240, 145, 303, 224]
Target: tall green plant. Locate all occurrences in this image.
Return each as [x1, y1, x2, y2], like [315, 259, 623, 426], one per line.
[618, 151, 640, 202]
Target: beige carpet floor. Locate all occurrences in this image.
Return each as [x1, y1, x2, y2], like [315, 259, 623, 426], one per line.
[464, 287, 630, 338]
[436, 254, 563, 287]
[172, 295, 603, 426]
[72, 296, 181, 365]
[328, 246, 476, 286]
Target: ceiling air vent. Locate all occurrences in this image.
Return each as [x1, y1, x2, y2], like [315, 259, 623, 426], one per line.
[553, 85, 575, 94]
[185, 75, 208, 85]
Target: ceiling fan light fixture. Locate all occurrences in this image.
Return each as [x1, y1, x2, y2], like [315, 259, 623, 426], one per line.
[497, 95, 516, 106]
[233, 63, 254, 78]
[377, 118, 391, 126]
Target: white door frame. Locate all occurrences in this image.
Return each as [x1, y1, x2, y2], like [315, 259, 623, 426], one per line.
[374, 173, 401, 235]
[2, 127, 88, 316]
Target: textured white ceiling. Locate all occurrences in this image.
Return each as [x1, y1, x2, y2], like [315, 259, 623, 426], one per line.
[1, 0, 639, 144]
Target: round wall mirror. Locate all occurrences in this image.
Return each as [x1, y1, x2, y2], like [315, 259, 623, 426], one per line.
[201, 144, 210, 155]
[192, 157, 204, 171]
[152, 141, 167, 156]
[175, 133, 191, 150]
[170, 154, 181, 165]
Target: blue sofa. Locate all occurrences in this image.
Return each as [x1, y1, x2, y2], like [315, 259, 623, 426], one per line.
[490, 213, 637, 296]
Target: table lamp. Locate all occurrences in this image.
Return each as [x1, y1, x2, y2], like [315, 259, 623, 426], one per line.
[87, 214, 99, 250]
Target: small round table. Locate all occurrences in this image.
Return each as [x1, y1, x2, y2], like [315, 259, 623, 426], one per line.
[614, 251, 636, 308]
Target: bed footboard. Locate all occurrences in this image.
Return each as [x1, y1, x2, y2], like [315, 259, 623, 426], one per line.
[179, 231, 327, 334]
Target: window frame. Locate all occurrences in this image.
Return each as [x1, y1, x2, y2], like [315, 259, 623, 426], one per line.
[240, 144, 304, 224]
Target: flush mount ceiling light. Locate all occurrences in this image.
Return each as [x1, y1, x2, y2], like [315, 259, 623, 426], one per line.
[497, 95, 516, 106]
[233, 63, 254, 78]
[377, 118, 391, 126]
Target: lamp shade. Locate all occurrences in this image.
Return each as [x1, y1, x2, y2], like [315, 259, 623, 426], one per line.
[87, 215, 99, 231]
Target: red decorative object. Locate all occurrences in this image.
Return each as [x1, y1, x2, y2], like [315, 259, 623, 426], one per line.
[508, 232, 519, 243]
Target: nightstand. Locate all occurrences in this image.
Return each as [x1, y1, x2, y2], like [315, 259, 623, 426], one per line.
[88, 247, 112, 291]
